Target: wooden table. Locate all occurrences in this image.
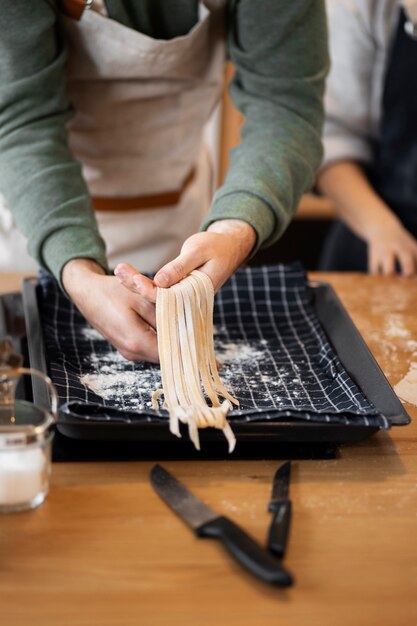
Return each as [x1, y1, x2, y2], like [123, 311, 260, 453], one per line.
[1, 273, 416, 626]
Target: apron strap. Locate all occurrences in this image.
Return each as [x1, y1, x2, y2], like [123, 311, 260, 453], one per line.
[91, 167, 196, 212]
[60, 0, 92, 21]
[368, 7, 417, 228]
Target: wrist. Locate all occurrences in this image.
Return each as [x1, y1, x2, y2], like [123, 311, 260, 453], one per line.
[207, 219, 256, 263]
[364, 211, 403, 243]
[62, 258, 107, 297]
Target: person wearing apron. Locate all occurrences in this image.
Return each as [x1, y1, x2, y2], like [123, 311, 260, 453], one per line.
[0, 1, 328, 361]
[317, 0, 417, 275]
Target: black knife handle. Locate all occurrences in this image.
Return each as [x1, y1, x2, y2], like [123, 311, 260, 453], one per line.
[197, 516, 293, 587]
[267, 501, 292, 559]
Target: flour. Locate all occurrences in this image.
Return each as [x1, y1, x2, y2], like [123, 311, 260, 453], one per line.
[215, 341, 266, 365]
[365, 313, 417, 378]
[88, 350, 128, 366]
[81, 327, 106, 342]
[77, 332, 279, 413]
[79, 340, 162, 410]
[406, 340, 417, 352]
[394, 362, 417, 407]
[385, 315, 411, 339]
[80, 372, 141, 400]
[213, 337, 300, 409]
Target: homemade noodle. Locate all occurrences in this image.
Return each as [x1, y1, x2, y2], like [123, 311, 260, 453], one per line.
[152, 270, 239, 452]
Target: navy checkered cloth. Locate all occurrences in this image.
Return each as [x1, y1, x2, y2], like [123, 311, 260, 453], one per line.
[39, 264, 389, 429]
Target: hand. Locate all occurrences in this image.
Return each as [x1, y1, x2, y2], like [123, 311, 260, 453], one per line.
[115, 219, 256, 297]
[367, 222, 417, 276]
[62, 259, 159, 362]
[157, 219, 256, 291]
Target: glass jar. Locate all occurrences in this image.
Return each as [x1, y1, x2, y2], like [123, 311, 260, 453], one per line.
[0, 368, 57, 513]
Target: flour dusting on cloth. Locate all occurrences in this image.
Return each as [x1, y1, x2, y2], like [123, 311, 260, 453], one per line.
[38, 264, 390, 429]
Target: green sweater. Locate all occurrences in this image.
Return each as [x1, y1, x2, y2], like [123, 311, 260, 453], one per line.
[0, 0, 328, 282]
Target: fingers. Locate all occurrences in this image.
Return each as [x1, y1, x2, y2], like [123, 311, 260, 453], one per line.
[114, 264, 157, 327]
[398, 239, 417, 276]
[368, 248, 380, 275]
[382, 252, 396, 276]
[129, 294, 157, 330]
[71, 274, 159, 363]
[96, 292, 159, 363]
[116, 322, 159, 363]
[371, 253, 396, 276]
[369, 250, 417, 277]
[153, 233, 232, 291]
[154, 241, 208, 288]
[114, 263, 157, 303]
[368, 227, 417, 277]
[117, 225, 251, 305]
[398, 252, 416, 277]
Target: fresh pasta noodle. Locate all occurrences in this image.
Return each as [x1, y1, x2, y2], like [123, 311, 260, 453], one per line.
[152, 270, 239, 452]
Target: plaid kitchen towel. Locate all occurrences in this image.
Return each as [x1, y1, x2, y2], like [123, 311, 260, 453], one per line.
[38, 264, 389, 429]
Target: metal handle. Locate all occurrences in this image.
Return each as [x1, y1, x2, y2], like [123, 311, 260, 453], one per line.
[19, 368, 58, 420]
[1, 367, 58, 421]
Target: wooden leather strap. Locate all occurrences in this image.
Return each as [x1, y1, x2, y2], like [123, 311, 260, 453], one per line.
[60, 0, 91, 21]
[91, 168, 196, 212]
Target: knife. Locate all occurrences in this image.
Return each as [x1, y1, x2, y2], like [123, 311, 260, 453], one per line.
[267, 461, 292, 559]
[150, 464, 293, 587]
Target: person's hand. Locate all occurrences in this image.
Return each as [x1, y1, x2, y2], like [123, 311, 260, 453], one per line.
[367, 221, 417, 276]
[62, 259, 159, 362]
[157, 219, 256, 291]
[115, 219, 256, 299]
[317, 161, 417, 276]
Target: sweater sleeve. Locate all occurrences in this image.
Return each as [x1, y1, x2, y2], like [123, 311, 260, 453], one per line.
[0, 1, 108, 283]
[201, 0, 329, 252]
[319, 0, 379, 171]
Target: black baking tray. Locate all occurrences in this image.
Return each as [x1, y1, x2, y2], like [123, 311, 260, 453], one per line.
[4, 277, 407, 461]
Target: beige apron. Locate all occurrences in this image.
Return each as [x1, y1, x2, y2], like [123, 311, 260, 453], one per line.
[0, 1, 226, 273]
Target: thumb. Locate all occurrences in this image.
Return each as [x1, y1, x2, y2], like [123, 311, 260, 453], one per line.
[154, 247, 208, 288]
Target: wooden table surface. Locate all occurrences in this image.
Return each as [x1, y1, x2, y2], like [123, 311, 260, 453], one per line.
[1, 273, 416, 626]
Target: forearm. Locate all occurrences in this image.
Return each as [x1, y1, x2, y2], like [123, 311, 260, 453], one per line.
[317, 161, 401, 241]
[318, 160, 417, 276]
[202, 0, 328, 252]
[62, 258, 106, 296]
[0, 124, 108, 284]
[0, 1, 108, 284]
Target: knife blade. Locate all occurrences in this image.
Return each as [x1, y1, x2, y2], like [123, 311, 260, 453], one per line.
[150, 464, 293, 587]
[267, 461, 292, 559]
